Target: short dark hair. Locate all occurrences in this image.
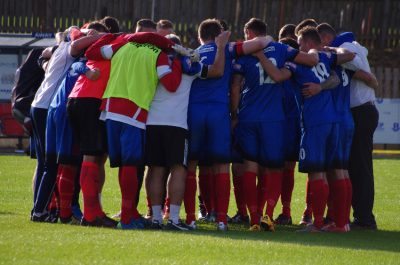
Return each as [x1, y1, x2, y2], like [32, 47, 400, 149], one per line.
[298, 26, 321, 45]
[279, 24, 296, 40]
[165, 33, 181, 45]
[101, 16, 120, 33]
[136, 19, 157, 32]
[317, 22, 336, 37]
[295, 18, 318, 36]
[87, 21, 109, 33]
[198, 19, 223, 41]
[218, 19, 229, 31]
[279, 37, 299, 50]
[244, 18, 267, 36]
[157, 19, 174, 30]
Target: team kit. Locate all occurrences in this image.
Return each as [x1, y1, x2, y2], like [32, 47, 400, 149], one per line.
[24, 16, 378, 233]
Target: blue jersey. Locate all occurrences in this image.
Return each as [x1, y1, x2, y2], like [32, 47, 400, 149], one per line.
[234, 42, 299, 122]
[332, 65, 354, 121]
[283, 78, 301, 119]
[49, 60, 88, 111]
[189, 42, 238, 104]
[287, 51, 338, 127]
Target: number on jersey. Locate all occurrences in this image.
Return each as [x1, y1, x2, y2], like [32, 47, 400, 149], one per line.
[256, 58, 277, 85]
[311, 63, 329, 82]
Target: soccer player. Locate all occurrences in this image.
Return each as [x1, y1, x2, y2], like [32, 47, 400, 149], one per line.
[156, 19, 174, 36]
[185, 18, 274, 231]
[317, 23, 379, 232]
[94, 34, 182, 230]
[231, 18, 318, 231]
[278, 24, 296, 40]
[274, 37, 302, 226]
[146, 31, 230, 230]
[135, 18, 157, 33]
[292, 27, 353, 232]
[254, 26, 355, 232]
[30, 26, 104, 222]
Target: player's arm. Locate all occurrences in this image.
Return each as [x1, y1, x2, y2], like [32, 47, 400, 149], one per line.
[253, 50, 292, 82]
[238, 36, 274, 55]
[302, 70, 340, 98]
[292, 50, 319, 66]
[353, 70, 379, 90]
[332, 48, 355, 65]
[70, 30, 107, 57]
[84, 33, 119, 61]
[157, 52, 182, 92]
[207, 31, 230, 77]
[230, 74, 243, 128]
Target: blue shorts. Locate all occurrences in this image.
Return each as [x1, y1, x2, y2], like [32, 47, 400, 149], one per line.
[329, 115, 354, 169]
[106, 120, 145, 168]
[299, 123, 338, 173]
[188, 103, 231, 163]
[284, 117, 301, 161]
[46, 107, 80, 165]
[235, 121, 285, 168]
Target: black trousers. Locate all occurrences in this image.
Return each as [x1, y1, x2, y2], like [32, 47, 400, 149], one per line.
[349, 103, 379, 225]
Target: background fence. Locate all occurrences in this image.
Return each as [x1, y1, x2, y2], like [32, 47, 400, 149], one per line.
[0, 0, 399, 49]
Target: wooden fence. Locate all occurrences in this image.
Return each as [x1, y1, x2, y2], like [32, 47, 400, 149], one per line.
[1, 0, 399, 49]
[372, 67, 400, 99]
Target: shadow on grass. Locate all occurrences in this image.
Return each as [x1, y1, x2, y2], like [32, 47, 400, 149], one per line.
[0, 211, 17, 215]
[159, 222, 400, 253]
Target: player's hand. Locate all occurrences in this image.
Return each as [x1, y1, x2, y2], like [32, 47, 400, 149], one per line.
[41, 47, 53, 59]
[172, 44, 200, 62]
[302, 82, 322, 98]
[215, 31, 231, 48]
[86, 68, 100, 80]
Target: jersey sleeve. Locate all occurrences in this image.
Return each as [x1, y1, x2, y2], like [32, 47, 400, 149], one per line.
[282, 43, 300, 62]
[84, 33, 120, 61]
[157, 52, 182, 92]
[227, 41, 244, 59]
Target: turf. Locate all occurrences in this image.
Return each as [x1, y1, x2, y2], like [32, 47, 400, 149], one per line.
[0, 155, 399, 264]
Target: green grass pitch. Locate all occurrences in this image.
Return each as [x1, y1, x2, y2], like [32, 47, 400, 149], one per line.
[0, 155, 399, 264]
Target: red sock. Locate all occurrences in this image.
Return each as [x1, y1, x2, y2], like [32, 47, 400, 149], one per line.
[184, 171, 197, 224]
[215, 173, 230, 224]
[232, 172, 247, 216]
[303, 180, 312, 216]
[257, 174, 266, 215]
[264, 171, 283, 220]
[119, 166, 138, 224]
[326, 178, 335, 220]
[80, 161, 103, 221]
[344, 177, 353, 224]
[242, 171, 258, 225]
[281, 168, 294, 217]
[309, 179, 329, 229]
[330, 179, 347, 228]
[58, 165, 77, 218]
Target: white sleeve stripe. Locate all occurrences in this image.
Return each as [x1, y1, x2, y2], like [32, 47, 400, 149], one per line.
[157, 65, 172, 78]
[101, 45, 114, 60]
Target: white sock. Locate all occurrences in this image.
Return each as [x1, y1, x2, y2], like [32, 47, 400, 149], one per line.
[152, 205, 163, 223]
[170, 204, 181, 224]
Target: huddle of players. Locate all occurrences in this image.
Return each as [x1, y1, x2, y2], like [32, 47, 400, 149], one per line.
[28, 15, 377, 233]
